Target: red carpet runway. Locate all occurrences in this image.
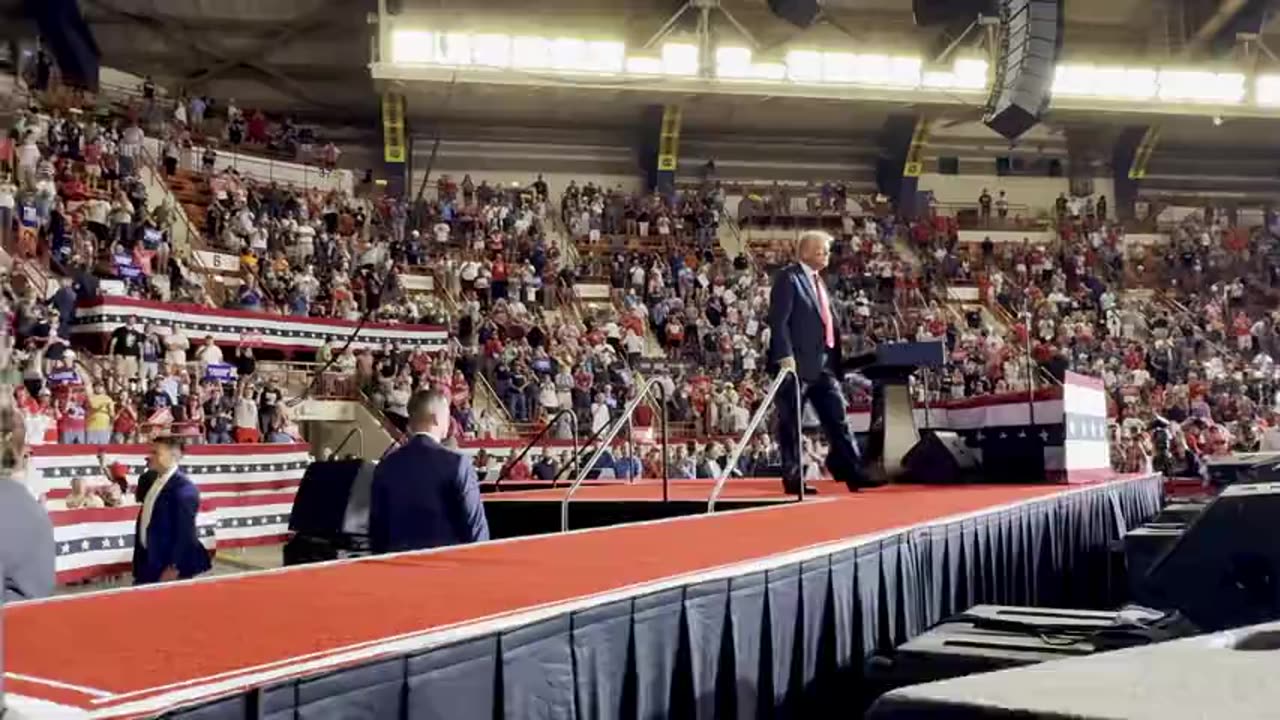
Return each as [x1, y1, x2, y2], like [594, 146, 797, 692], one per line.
[5, 481, 1133, 718]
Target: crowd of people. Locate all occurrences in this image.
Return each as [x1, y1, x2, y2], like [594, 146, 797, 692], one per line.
[11, 313, 304, 448]
[13, 69, 1280, 487]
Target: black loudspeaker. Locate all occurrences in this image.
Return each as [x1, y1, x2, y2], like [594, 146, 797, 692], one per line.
[983, 0, 1062, 140]
[902, 431, 981, 483]
[284, 459, 375, 565]
[1142, 482, 1280, 631]
[768, 0, 823, 28]
[871, 605, 1124, 691]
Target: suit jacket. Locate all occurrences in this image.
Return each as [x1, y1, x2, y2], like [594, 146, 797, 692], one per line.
[767, 262, 843, 382]
[132, 470, 211, 584]
[0, 478, 56, 601]
[369, 434, 490, 553]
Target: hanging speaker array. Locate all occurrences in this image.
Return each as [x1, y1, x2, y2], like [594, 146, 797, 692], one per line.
[983, 0, 1064, 140]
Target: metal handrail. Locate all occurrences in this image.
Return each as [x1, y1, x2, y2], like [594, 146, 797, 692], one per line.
[493, 408, 579, 491]
[561, 377, 669, 531]
[707, 366, 801, 513]
[332, 427, 364, 458]
[474, 368, 516, 427]
[550, 415, 619, 482]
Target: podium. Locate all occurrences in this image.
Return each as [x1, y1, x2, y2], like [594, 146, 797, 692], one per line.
[855, 341, 946, 480]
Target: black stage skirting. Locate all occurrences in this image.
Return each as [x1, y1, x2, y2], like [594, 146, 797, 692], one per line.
[172, 475, 1161, 720]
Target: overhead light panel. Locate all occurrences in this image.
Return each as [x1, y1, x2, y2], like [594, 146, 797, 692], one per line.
[1256, 75, 1280, 106]
[785, 50, 822, 82]
[472, 34, 511, 68]
[550, 38, 588, 71]
[391, 30, 435, 64]
[626, 56, 664, 75]
[661, 43, 699, 75]
[512, 36, 551, 69]
[751, 62, 786, 81]
[716, 46, 754, 78]
[1158, 70, 1245, 104]
[439, 32, 471, 66]
[587, 41, 626, 73]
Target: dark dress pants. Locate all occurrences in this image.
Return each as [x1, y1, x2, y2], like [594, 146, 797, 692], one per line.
[774, 368, 866, 493]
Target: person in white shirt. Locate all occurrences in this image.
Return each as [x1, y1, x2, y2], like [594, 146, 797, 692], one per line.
[623, 329, 645, 363]
[163, 325, 190, 371]
[590, 394, 611, 435]
[0, 173, 15, 247]
[194, 336, 223, 369]
[16, 137, 40, 189]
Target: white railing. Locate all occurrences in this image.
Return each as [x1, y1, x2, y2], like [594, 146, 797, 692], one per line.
[142, 138, 353, 195]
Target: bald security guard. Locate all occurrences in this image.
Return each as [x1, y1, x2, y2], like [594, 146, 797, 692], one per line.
[369, 387, 490, 553]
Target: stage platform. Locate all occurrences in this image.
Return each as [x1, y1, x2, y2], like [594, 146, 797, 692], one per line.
[482, 478, 848, 537]
[4, 474, 1161, 719]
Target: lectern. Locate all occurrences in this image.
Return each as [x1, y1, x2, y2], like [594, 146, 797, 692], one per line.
[856, 341, 946, 480]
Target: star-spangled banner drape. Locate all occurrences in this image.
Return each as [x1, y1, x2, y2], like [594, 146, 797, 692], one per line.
[72, 296, 449, 352]
[35, 443, 311, 584]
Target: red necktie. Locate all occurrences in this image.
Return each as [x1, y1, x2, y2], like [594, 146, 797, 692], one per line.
[812, 272, 834, 349]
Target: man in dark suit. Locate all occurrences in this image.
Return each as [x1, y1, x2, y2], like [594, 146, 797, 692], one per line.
[133, 437, 211, 584]
[369, 388, 489, 553]
[767, 230, 869, 493]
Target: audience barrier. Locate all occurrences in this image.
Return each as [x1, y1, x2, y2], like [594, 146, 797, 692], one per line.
[71, 296, 450, 353]
[33, 443, 311, 584]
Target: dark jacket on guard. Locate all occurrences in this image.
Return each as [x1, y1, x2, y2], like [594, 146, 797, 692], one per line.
[369, 434, 490, 553]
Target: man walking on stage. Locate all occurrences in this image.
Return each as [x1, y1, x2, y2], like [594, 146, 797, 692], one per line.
[767, 230, 870, 494]
[133, 437, 212, 584]
[369, 388, 490, 553]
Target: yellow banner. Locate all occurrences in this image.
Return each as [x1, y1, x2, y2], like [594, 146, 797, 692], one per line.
[382, 93, 406, 164]
[1128, 125, 1160, 180]
[903, 117, 929, 177]
[657, 105, 681, 173]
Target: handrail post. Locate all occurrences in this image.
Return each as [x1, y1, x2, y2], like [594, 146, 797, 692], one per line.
[559, 411, 579, 491]
[655, 382, 669, 502]
[794, 367, 804, 503]
[561, 377, 663, 532]
[495, 408, 578, 491]
[708, 367, 797, 513]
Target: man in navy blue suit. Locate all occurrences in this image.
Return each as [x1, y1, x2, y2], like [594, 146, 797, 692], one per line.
[767, 230, 869, 494]
[133, 437, 211, 584]
[370, 388, 490, 553]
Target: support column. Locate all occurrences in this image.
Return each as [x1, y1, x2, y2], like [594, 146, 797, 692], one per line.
[381, 92, 408, 197]
[875, 114, 927, 217]
[1111, 126, 1159, 223]
[642, 105, 682, 196]
[657, 105, 681, 196]
[1065, 126, 1104, 196]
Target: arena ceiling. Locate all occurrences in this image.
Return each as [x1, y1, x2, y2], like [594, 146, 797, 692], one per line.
[11, 0, 1280, 151]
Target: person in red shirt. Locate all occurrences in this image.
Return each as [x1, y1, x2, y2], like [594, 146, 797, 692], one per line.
[506, 457, 531, 481]
[58, 395, 88, 444]
[113, 394, 138, 443]
[1233, 311, 1253, 351]
[450, 370, 470, 406]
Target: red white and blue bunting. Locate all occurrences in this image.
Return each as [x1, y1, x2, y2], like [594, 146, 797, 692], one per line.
[34, 443, 311, 584]
[72, 296, 449, 353]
